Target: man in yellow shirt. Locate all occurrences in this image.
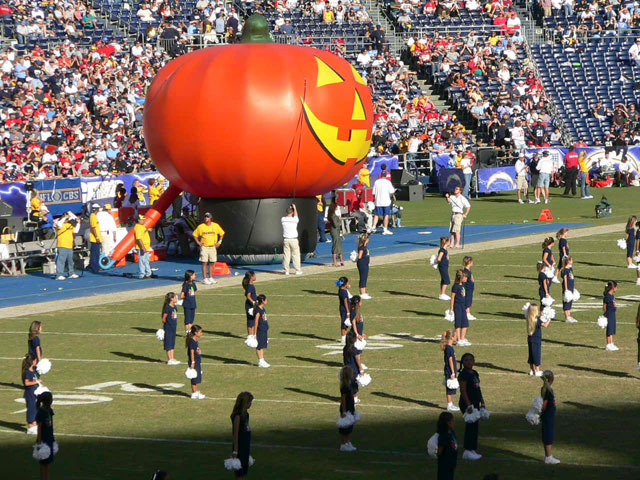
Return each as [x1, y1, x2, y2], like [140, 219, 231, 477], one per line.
[30, 190, 42, 222]
[316, 194, 328, 243]
[134, 215, 152, 279]
[89, 204, 103, 273]
[193, 212, 225, 284]
[358, 163, 371, 187]
[55, 212, 80, 280]
[148, 177, 164, 205]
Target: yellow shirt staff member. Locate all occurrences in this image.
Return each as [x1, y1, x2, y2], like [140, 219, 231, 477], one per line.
[193, 212, 225, 285]
[30, 190, 42, 222]
[55, 212, 80, 280]
[134, 215, 153, 279]
[358, 165, 371, 187]
[148, 177, 165, 205]
[89, 203, 103, 273]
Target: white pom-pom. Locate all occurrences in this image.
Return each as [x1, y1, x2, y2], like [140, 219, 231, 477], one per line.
[463, 406, 482, 423]
[32, 443, 51, 461]
[617, 239, 626, 250]
[34, 384, 50, 397]
[350, 250, 358, 262]
[479, 407, 491, 420]
[156, 329, 165, 341]
[522, 302, 531, 318]
[36, 358, 51, 375]
[544, 267, 555, 279]
[542, 306, 556, 320]
[525, 409, 541, 426]
[248, 456, 255, 467]
[247, 308, 254, 316]
[563, 290, 574, 303]
[446, 378, 459, 390]
[353, 411, 362, 423]
[356, 373, 372, 387]
[572, 289, 580, 301]
[427, 433, 439, 458]
[176, 299, 184, 306]
[541, 296, 554, 306]
[430, 254, 437, 266]
[531, 395, 543, 413]
[52, 441, 59, 455]
[185, 368, 197, 379]
[444, 309, 454, 322]
[245, 336, 258, 348]
[354, 339, 367, 351]
[224, 458, 242, 471]
[337, 412, 355, 428]
[633, 255, 640, 263]
[344, 318, 352, 328]
[597, 315, 608, 329]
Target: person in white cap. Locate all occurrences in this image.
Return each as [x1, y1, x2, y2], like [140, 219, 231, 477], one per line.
[97, 204, 118, 256]
[193, 212, 225, 284]
[89, 203, 103, 273]
[55, 211, 80, 280]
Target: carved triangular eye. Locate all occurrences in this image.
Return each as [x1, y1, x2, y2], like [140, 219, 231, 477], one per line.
[352, 91, 366, 121]
[315, 57, 344, 87]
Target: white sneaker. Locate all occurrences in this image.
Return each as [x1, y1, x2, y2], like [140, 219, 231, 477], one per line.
[628, 264, 637, 269]
[535, 371, 543, 377]
[56, 276, 66, 280]
[458, 339, 472, 346]
[551, 276, 561, 284]
[197, 392, 206, 399]
[295, 271, 303, 275]
[544, 455, 561, 465]
[340, 443, 356, 452]
[284, 271, 290, 276]
[447, 403, 460, 412]
[26, 426, 38, 435]
[210, 278, 217, 284]
[258, 359, 271, 368]
[544, 199, 549, 204]
[69, 274, 79, 279]
[566, 317, 578, 323]
[605, 344, 616, 351]
[361, 363, 368, 371]
[467, 313, 477, 320]
[191, 392, 202, 399]
[610, 344, 619, 351]
[462, 450, 482, 461]
[581, 196, 588, 200]
[587, 195, 593, 199]
[360, 293, 372, 300]
[529, 370, 534, 376]
[382, 229, 393, 235]
[203, 278, 211, 285]
[346, 442, 357, 450]
[438, 294, 451, 301]
[518, 199, 524, 204]
[534, 199, 541, 204]
[167, 359, 181, 365]
[528, 199, 535, 204]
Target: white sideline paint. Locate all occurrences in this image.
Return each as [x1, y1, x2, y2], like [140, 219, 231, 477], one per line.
[14, 394, 112, 406]
[77, 381, 127, 391]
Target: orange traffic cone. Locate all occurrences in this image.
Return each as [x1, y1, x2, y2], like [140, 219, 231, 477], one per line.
[212, 262, 231, 276]
[537, 209, 554, 221]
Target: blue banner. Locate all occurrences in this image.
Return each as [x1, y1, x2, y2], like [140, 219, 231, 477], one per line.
[477, 166, 517, 193]
[438, 168, 465, 193]
[433, 153, 457, 172]
[33, 178, 83, 216]
[0, 182, 28, 217]
[525, 147, 640, 174]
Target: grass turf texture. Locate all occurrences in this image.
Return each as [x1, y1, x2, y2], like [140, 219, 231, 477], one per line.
[1, 230, 640, 479]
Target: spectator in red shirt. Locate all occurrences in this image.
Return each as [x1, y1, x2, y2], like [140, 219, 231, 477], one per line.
[563, 146, 579, 196]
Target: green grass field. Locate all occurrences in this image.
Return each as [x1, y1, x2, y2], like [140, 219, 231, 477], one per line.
[1, 224, 640, 479]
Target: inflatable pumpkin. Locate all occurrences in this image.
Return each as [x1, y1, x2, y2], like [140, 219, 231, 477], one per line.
[144, 15, 374, 199]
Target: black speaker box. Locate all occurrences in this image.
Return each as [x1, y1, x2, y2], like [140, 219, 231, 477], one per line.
[390, 169, 416, 187]
[396, 184, 424, 201]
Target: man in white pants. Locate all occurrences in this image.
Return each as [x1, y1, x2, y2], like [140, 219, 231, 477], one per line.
[281, 203, 302, 275]
[446, 186, 471, 248]
[97, 204, 118, 255]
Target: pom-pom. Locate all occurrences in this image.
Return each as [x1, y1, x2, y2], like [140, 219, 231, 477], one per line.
[427, 433, 439, 458]
[33, 443, 51, 461]
[52, 441, 59, 455]
[247, 307, 254, 316]
[176, 299, 184, 306]
[463, 406, 482, 423]
[617, 239, 626, 250]
[156, 329, 165, 341]
[544, 267, 554, 279]
[446, 378, 459, 390]
[444, 309, 454, 322]
[563, 290, 574, 303]
[541, 296, 554, 306]
[479, 407, 491, 420]
[542, 306, 556, 320]
[522, 302, 531, 318]
[344, 318, 352, 328]
[634, 255, 640, 263]
[353, 411, 361, 423]
[525, 409, 541, 426]
[531, 395, 543, 413]
[245, 336, 258, 348]
[350, 250, 357, 262]
[354, 338, 367, 351]
[429, 254, 438, 269]
[336, 412, 356, 428]
[185, 368, 197, 379]
[597, 315, 608, 329]
[34, 384, 50, 397]
[224, 458, 242, 471]
[356, 373, 372, 387]
[572, 289, 580, 301]
[248, 456, 255, 467]
[36, 358, 51, 375]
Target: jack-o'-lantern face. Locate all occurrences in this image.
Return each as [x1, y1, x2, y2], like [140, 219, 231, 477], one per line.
[302, 57, 372, 165]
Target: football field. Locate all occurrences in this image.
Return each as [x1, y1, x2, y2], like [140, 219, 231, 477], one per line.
[1, 228, 640, 480]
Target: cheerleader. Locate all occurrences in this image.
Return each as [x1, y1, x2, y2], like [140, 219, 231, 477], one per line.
[36, 391, 55, 479]
[242, 271, 257, 341]
[437, 237, 451, 301]
[540, 370, 560, 464]
[625, 216, 637, 268]
[186, 325, 204, 400]
[180, 270, 198, 336]
[636, 305, 640, 371]
[537, 262, 551, 305]
[338, 365, 357, 452]
[526, 303, 550, 376]
[451, 270, 471, 346]
[555, 228, 569, 278]
[254, 295, 270, 368]
[357, 233, 371, 300]
[603, 281, 619, 351]
[561, 256, 577, 323]
[230, 391, 254, 480]
[458, 352, 484, 461]
[28, 321, 43, 363]
[635, 222, 640, 286]
[22, 353, 39, 434]
[541, 237, 560, 284]
[337, 276, 352, 345]
[437, 412, 458, 480]
[463, 256, 476, 320]
[350, 295, 367, 371]
[161, 293, 180, 365]
[441, 330, 460, 412]
[343, 332, 362, 404]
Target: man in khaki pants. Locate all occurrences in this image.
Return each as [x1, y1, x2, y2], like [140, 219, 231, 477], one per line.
[193, 212, 225, 284]
[281, 204, 302, 275]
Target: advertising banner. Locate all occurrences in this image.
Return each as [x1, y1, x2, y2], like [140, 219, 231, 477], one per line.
[476, 166, 517, 193]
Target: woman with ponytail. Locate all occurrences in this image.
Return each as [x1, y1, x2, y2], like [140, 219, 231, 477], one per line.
[336, 277, 352, 345]
[603, 281, 619, 351]
[35, 390, 55, 478]
[230, 392, 254, 479]
[526, 303, 550, 376]
[22, 353, 39, 434]
[186, 324, 204, 399]
[540, 370, 559, 464]
[161, 292, 180, 365]
[560, 256, 577, 323]
[242, 271, 257, 344]
[254, 295, 270, 368]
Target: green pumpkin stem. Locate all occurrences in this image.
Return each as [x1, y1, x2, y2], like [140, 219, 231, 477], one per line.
[241, 14, 274, 44]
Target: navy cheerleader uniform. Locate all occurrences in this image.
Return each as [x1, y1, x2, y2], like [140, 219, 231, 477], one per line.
[255, 306, 269, 349]
[527, 317, 544, 367]
[558, 238, 569, 259]
[187, 337, 202, 386]
[343, 346, 359, 395]
[627, 228, 636, 259]
[538, 272, 549, 302]
[24, 369, 37, 425]
[542, 247, 555, 268]
[541, 389, 556, 446]
[357, 245, 370, 289]
[452, 284, 468, 329]
[561, 267, 574, 311]
[35, 407, 55, 465]
[28, 336, 41, 358]
[231, 413, 251, 477]
[339, 289, 350, 330]
[245, 283, 257, 329]
[463, 267, 474, 309]
[636, 229, 640, 254]
[350, 307, 365, 354]
[604, 292, 617, 336]
[182, 281, 197, 327]
[437, 430, 458, 480]
[438, 248, 450, 286]
[163, 305, 178, 351]
[458, 369, 482, 452]
[444, 345, 457, 396]
[338, 383, 356, 436]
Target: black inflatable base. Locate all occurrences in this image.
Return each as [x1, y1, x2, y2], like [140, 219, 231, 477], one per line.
[198, 197, 318, 265]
